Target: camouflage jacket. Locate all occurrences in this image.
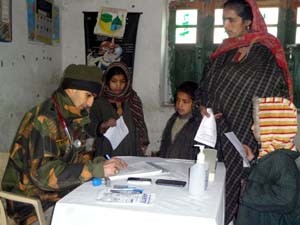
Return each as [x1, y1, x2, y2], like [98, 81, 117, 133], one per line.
[2, 89, 104, 204]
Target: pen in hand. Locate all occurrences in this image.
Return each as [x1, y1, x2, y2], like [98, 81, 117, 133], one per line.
[103, 154, 128, 177]
[105, 154, 111, 160]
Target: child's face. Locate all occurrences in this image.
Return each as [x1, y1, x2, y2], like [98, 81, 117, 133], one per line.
[175, 91, 193, 117]
[108, 74, 127, 94]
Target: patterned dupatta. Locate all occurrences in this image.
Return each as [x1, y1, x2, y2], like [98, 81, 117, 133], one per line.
[210, 0, 293, 101]
[101, 62, 149, 152]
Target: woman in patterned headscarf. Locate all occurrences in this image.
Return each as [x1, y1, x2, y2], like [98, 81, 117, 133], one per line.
[236, 97, 300, 225]
[87, 62, 149, 156]
[196, 0, 293, 224]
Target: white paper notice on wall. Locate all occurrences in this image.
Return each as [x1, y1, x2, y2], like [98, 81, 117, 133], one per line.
[104, 116, 129, 150]
[194, 108, 217, 148]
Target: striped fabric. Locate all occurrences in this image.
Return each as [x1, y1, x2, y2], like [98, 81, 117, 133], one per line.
[200, 29, 290, 225]
[253, 97, 298, 158]
[211, 0, 293, 101]
[198, 1, 292, 223]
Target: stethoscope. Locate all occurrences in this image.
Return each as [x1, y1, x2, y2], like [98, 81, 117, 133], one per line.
[51, 96, 82, 149]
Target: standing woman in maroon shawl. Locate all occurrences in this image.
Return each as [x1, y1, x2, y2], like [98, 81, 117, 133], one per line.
[196, 0, 293, 224]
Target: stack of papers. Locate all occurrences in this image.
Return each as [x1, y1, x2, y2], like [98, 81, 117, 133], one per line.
[108, 161, 164, 181]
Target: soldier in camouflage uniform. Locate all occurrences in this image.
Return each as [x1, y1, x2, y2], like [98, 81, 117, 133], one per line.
[2, 64, 127, 225]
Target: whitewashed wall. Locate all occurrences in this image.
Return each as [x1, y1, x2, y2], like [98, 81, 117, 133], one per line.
[59, 0, 300, 153]
[0, 1, 62, 152]
[1, 0, 299, 153]
[60, 0, 174, 154]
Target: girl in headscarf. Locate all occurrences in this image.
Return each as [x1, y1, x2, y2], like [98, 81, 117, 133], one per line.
[87, 62, 149, 156]
[196, 0, 293, 224]
[236, 97, 300, 225]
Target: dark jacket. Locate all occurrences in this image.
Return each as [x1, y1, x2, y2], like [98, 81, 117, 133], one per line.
[87, 96, 146, 156]
[158, 112, 202, 160]
[235, 150, 300, 225]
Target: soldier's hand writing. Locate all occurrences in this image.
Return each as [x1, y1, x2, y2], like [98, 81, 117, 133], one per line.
[103, 158, 127, 177]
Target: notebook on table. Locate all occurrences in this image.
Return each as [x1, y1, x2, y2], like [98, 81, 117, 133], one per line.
[108, 161, 165, 181]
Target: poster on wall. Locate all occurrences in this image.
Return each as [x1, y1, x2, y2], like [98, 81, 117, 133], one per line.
[35, 0, 52, 45]
[0, 0, 12, 42]
[84, 11, 141, 75]
[27, 0, 54, 45]
[94, 7, 127, 39]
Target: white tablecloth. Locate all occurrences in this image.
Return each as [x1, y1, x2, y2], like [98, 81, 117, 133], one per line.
[51, 157, 225, 225]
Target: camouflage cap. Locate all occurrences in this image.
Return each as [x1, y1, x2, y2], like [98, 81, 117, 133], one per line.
[61, 64, 103, 95]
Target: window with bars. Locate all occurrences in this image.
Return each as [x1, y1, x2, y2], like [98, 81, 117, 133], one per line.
[213, 7, 279, 44]
[175, 9, 198, 44]
[296, 7, 300, 44]
[166, 0, 300, 107]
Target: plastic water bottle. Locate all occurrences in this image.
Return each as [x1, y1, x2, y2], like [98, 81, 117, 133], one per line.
[189, 145, 209, 196]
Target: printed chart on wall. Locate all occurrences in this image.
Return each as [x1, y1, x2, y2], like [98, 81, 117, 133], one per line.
[83, 9, 141, 75]
[0, 0, 12, 42]
[27, 0, 58, 45]
[35, 0, 52, 44]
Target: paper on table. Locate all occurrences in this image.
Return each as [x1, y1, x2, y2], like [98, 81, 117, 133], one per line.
[96, 189, 154, 205]
[224, 132, 250, 167]
[194, 108, 217, 148]
[104, 116, 129, 150]
[108, 161, 163, 181]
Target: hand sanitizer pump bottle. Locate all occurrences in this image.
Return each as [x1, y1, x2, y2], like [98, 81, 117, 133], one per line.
[189, 145, 209, 196]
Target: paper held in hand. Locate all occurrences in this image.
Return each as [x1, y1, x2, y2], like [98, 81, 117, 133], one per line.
[104, 116, 129, 150]
[194, 108, 217, 148]
[224, 132, 250, 167]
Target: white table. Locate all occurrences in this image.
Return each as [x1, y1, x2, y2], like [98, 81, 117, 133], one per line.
[51, 157, 225, 225]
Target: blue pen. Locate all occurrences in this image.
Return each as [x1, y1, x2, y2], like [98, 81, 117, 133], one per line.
[113, 184, 136, 189]
[132, 189, 144, 193]
[110, 189, 143, 194]
[112, 187, 138, 191]
[105, 154, 111, 160]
